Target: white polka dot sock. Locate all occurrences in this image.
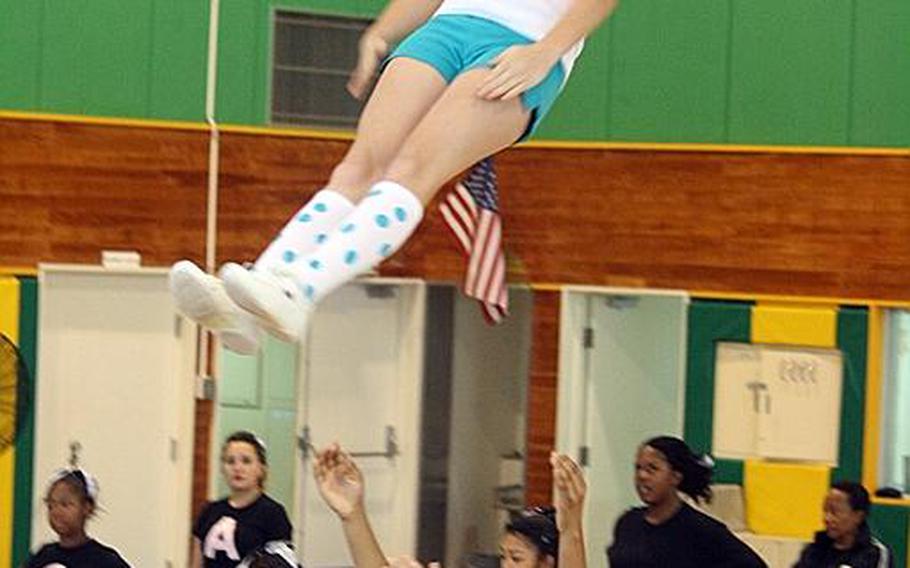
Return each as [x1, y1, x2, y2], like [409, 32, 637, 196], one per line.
[285, 180, 424, 303]
[254, 189, 355, 272]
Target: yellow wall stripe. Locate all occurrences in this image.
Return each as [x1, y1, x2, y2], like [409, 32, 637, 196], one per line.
[752, 302, 838, 348]
[0, 277, 21, 568]
[692, 290, 910, 309]
[0, 268, 37, 277]
[2, 110, 910, 156]
[862, 307, 883, 492]
[744, 459, 831, 539]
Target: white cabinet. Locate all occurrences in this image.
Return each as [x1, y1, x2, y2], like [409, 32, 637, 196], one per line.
[713, 342, 843, 464]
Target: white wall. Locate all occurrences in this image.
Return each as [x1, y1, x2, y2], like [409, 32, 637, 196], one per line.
[882, 310, 910, 490]
[445, 288, 532, 567]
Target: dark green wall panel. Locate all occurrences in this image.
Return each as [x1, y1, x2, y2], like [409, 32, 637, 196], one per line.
[3, 0, 208, 120]
[149, 0, 209, 121]
[728, 0, 852, 145]
[216, 0, 268, 124]
[607, 0, 730, 143]
[3, 0, 908, 146]
[850, 0, 910, 147]
[82, 0, 154, 118]
[40, 0, 87, 113]
[0, 2, 44, 110]
[12, 278, 37, 568]
[683, 299, 752, 484]
[833, 306, 867, 483]
[534, 24, 611, 140]
[868, 504, 908, 568]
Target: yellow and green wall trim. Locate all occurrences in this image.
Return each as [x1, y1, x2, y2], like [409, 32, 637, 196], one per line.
[685, 295, 910, 566]
[0, 275, 38, 568]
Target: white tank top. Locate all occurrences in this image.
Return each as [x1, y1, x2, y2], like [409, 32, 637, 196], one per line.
[434, 0, 584, 76]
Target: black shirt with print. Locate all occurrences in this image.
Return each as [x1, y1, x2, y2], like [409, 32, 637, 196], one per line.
[26, 539, 131, 568]
[193, 494, 292, 568]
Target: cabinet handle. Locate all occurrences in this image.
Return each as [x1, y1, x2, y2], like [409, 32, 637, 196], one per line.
[747, 381, 767, 413]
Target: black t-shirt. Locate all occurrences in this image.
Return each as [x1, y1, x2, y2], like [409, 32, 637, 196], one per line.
[607, 503, 768, 568]
[25, 539, 131, 568]
[193, 494, 292, 568]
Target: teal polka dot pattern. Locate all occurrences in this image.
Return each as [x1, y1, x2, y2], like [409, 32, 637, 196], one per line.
[341, 223, 356, 233]
[375, 214, 390, 228]
[344, 250, 358, 265]
[394, 207, 407, 222]
[368, 189, 383, 197]
[304, 285, 315, 300]
[282, 250, 297, 263]
[315, 233, 328, 244]
[298, 213, 312, 222]
[314, 203, 328, 212]
[379, 244, 392, 257]
[309, 259, 322, 270]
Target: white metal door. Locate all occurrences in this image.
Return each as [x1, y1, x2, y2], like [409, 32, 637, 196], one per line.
[556, 287, 689, 564]
[34, 265, 196, 568]
[296, 280, 425, 567]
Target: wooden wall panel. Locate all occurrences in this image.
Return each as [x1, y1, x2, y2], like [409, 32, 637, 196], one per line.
[0, 119, 208, 267]
[525, 291, 560, 506]
[215, 132, 466, 281]
[193, 399, 213, 519]
[5, 120, 910, 302]
[488, 148, 910, 299]
[216, 133, 910, 301]
[216, 133, 348, 263]
[5, 118, 910, 527]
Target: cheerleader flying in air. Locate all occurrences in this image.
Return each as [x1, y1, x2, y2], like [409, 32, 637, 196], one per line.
[170, 0, 618, 352]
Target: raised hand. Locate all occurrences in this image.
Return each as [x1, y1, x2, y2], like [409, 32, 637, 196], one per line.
[475, 43, 561, 101]
[313, 443, 365, 520]
[551, 452, 587, 533]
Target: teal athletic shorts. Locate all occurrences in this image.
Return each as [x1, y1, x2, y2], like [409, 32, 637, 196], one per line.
[387, 14, 566, 140]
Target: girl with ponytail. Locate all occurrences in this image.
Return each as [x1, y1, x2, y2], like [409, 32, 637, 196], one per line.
[606, 436, 767, 567]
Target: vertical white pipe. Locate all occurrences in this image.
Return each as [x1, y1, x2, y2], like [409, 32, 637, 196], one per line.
[200, 0, 222, 380]
[204, 0, 220, 274]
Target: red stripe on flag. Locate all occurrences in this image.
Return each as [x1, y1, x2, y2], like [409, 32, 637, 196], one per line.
[440, 163, 509, 325]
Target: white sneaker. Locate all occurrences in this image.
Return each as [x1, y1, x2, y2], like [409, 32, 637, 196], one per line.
[168, 260, 262, 355]
[219, 314, 262, 356]
[220, 262, 311, 343]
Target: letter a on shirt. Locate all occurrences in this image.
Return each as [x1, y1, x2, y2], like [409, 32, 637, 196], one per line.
[203, 516, 241, 560]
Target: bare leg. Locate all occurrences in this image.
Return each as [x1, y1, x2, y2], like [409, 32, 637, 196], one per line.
[272, 67, 531, 302]
[328, 57, 448, 200]
[254, 57, 448, 269]
[383, 66, 531, 203]
[169, 58, 449, 352]
[217, 67, 534, 343]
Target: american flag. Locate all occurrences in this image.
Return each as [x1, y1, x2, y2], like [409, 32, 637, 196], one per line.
[439, 158, 508, 324]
